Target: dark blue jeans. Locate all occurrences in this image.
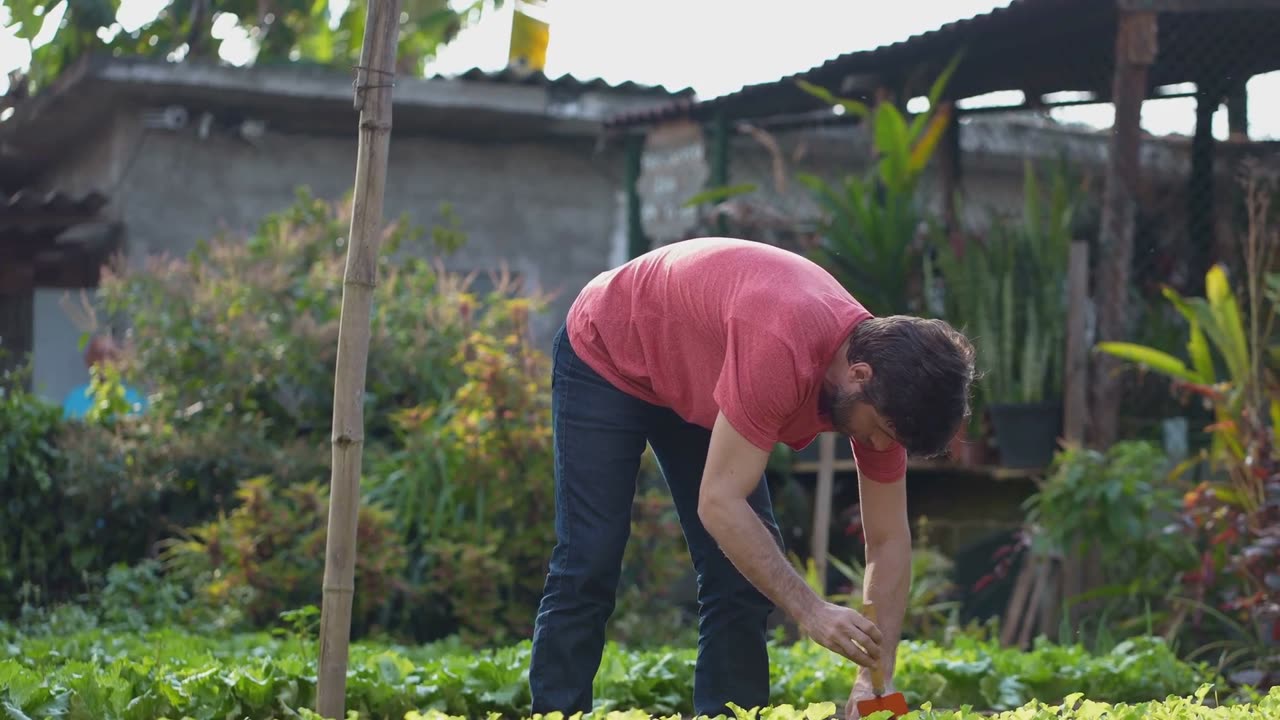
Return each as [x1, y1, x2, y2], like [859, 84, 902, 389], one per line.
[529, 324, 783, 717]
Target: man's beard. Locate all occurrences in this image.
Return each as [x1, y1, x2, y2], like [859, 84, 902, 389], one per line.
[819, 382, 862, 436]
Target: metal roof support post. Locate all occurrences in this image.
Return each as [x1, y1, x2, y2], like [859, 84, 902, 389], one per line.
[1090, 9, 1158, 449]
[1188, 75, 1228, 296]
[0, 286, 33, 389]
[709, 112, 730, 236]
[938, 97, 963, 252]
[624, 133, 649, 259]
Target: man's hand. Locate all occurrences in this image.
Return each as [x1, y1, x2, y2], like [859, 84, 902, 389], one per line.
[844, 674, 893, 720]
[796, 602, 882, 668]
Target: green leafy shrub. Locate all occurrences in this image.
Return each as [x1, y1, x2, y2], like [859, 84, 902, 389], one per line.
[160, 476, 407, 635]
[0, 376, 329, 618]
[365, 319, 555, 645]
[1, 365, 256, 616]
[5, 559, 242, 636]
[96, 187, 462, 447]
[1023, 440, 1196, 637]
[0, 367, 73, 613]
[90, 189, 558, 641]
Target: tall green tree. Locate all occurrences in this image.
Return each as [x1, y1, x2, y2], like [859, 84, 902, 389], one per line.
[4, 0, 504, 97]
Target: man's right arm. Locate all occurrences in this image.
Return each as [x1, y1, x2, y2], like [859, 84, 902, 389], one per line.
[697, 411, 883, 667]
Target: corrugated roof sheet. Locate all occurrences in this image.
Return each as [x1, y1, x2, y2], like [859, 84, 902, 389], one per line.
[0, 189, 108, 219]
[604, 0, 1099, 129]
[433, 66, 695, 97]
[0, 189, 113, 277]
[607, 0, 1280, 130]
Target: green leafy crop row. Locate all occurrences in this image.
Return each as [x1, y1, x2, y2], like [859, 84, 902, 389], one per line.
[0, 626, 1227, 720]
[327, 687, 1280, 720]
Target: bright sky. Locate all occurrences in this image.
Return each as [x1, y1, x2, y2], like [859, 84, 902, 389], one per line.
[1, 0, 1278, 138]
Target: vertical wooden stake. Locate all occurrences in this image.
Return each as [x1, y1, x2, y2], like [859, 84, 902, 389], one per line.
[315, 1, 402, 717]
[811, 432, 836, 590]
[1063, 240, 1089, 446]
[1060, 240, 1090, 629]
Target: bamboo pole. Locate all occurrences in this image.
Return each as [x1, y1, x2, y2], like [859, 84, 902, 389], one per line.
[315, 1, 402, 716]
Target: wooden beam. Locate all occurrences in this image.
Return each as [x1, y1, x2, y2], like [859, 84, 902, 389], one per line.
[1187, 78, 1224, 295]
[810, 432, 836, 590]
[1063, 241, 1090, 446]
[791, 457, 1044, 482]
[34, 259, 102, 289]
[938, 102, 962, 239]
[0, 263, 34, 292]
[1090, 11, 1158, 449]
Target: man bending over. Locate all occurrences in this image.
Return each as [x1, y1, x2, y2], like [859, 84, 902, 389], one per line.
[529, 237, 976, 719]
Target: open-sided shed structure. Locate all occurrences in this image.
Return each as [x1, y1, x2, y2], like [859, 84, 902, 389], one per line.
[605, 0, 1280, 450]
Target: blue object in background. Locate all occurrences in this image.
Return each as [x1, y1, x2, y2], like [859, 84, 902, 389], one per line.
[62, 383, 148, 419]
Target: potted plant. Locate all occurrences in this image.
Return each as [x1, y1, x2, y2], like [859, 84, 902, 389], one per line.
[928, 158, 1077, 468]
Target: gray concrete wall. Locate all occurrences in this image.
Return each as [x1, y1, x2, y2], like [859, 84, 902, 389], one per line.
[28, 109, 628, 403]
[721, 116, 1196, 237]
[31, 289, 91, 404]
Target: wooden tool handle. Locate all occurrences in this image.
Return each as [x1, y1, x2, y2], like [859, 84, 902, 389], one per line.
[864, 602, 885, 695]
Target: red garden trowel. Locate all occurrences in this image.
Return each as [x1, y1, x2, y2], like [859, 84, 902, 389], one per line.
[854, 603, 910, 718]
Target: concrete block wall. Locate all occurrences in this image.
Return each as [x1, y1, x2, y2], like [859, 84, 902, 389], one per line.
[29, 112, 629, 402]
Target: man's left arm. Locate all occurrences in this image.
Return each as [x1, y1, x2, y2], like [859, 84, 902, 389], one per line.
[853, 469, 912, 696]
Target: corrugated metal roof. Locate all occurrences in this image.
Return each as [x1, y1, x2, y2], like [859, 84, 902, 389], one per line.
[607, 0, 1280, 131]
[433, 66, 695, 97]
[0, 189, 114, 284]
[0, 189, 108, 219]
[604, 0, 1101, 129]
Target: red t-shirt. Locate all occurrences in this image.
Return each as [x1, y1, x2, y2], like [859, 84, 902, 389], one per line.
[565, 237, 907, 483]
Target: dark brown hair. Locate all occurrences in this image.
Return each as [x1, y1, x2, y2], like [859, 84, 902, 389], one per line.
[846, 315, 977, 458]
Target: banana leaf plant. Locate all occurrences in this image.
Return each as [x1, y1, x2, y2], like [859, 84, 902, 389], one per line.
[1096, 264, 1279, 512]
[791, 53, 962, 317]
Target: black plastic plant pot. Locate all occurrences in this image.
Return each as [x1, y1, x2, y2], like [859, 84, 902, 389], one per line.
[988, 401, 1063, 469]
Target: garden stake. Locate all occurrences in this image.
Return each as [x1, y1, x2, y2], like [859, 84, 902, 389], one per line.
[855, 603, 910, 718]
[315, 0, 402, 717]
